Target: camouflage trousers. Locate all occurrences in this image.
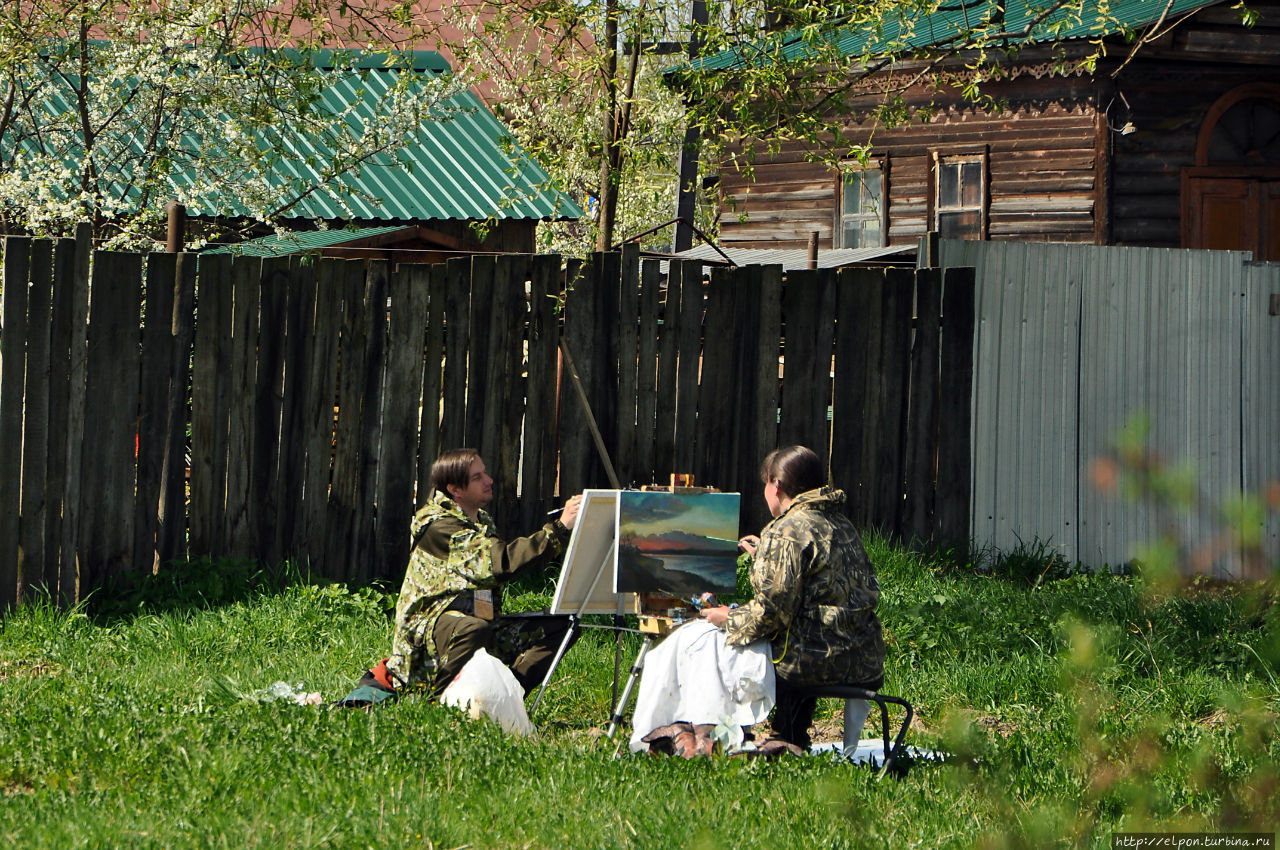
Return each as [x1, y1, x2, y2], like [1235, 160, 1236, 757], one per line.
[432, 611, 577, 697]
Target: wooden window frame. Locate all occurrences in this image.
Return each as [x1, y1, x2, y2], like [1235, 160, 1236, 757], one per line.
[931, 150, 989, 240]
[834, 158, 888, 249]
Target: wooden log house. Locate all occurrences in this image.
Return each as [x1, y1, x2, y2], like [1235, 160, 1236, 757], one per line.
[712, 0, 1280, 260]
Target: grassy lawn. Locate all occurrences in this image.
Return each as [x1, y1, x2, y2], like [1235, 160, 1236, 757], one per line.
[1, 539, 1276, 849]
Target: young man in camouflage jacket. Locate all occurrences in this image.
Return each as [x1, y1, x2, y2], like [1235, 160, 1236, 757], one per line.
[377, 449, 582, 697]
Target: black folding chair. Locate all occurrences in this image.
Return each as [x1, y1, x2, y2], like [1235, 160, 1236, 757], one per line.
[801, 683, 914, 779]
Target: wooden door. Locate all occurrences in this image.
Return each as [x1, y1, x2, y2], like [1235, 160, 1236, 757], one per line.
[1185, 175, 1280, 260]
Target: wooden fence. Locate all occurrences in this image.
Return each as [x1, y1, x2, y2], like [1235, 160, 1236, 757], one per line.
[0, 227, 975, 609]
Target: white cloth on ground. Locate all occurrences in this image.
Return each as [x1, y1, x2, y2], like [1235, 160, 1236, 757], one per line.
[628, 619, 776, 753]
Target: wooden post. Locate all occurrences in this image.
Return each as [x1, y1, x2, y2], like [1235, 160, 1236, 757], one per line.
[166, 201, 186, 253]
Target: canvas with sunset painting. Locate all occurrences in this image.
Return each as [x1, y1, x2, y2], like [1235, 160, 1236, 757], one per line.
[614, 492, 740, 596]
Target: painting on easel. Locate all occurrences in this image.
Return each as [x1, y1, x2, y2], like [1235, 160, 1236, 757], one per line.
[615, 492, 740, 596]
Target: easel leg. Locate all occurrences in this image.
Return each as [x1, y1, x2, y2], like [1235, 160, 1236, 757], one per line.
[529, 614, 581, 717]
[532, 539, 616, 718]
[605, 635, 653, 745]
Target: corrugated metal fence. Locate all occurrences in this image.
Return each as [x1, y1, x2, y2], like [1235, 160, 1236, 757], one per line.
[937, 239, 1279, 575]
[0, 230, 975, 609]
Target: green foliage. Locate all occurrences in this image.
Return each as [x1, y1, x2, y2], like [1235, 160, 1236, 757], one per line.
[0, 545, 1276, 847]
[0, 1, 454, 248]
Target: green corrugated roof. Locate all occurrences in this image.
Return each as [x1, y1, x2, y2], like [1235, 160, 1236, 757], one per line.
[692, 0, 1224, 71]
[198, 51, 581, 222]
[19, 47, 581, 223]
[202, 224, 414, 256]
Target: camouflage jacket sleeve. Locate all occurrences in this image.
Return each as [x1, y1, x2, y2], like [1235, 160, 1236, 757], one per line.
[490, 519, 571, 579]
[416, 515, 570, 586]
[722, 527, 805, 647]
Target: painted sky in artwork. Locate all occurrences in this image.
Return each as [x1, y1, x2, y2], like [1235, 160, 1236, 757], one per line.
[618, 492, 740, 552]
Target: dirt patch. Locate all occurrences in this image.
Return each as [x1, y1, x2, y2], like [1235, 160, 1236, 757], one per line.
[0, 661, 57, 682]
[1197, 707, 1279, 731]
[3, 780, 34, 797]
[948, 707, 1017, 738]
[975, 715, 1018, 738]
[1199, 708, 1232, 730]
[809, 717, 843, 744]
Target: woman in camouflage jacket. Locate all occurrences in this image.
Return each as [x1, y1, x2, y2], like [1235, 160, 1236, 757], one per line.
[701, 445, 885, 749]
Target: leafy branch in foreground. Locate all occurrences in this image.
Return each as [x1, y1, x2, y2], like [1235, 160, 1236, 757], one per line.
[1090, 412, 1278, 584]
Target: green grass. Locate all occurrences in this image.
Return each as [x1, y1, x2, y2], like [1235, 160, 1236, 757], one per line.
[1, 539, 1277, 849]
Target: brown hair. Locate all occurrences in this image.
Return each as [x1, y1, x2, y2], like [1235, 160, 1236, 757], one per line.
[431, 448, 482, 496]
[760, 446, 825, 498]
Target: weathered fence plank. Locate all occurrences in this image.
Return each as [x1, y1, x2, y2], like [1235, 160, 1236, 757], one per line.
[654, 259, 680, 480]
[616, 244, 640, 486]
[478, 256, 509, 511]
[937, 266, 975, 550]
[719, 264, 763, 505]
[329, 260, 369, 579]
[467, 256, 495, 454]
[80, 250, 143, 588]
[299, 259, 343, 570]
[672, 259, 702, 476]
[874, 268, 915, 535]
[494, 255, 528, 530]
[190, 254, 231, 556]
[159, 254, 197, 568]
[520, 255, 560, 530]
[208, 258, 236, 555]
[417, 262, 447, 507]
[696, 267, 736, 487]
[746, 265, 784, 533]
[277, 257, 318, 560]
[135, 252, 177, 574]
[19, 241, 52, 599]
[254, 258, 291, 565]
[902, 268, 943, 543]
[223, 256, 261, 557]
[440, 257, 471, 450]
[633, 258, 661, 487]
[596, 251, 621, 484]
[779, 269, 835, 467]
[559, 258, 595, 496]
[832, 267, 878, 528]
[43, 239, 77, 593]
[353, 261, 389, 580]
[58, 225, 92, 602]
[378, 263, 430, 578]
[0, 237, 31, 609]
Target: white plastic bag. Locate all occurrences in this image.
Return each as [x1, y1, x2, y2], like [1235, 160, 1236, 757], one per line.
[439, 648, 535, 736]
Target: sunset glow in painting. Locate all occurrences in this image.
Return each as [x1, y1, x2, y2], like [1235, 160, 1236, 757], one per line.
[614, 492, 740, 595]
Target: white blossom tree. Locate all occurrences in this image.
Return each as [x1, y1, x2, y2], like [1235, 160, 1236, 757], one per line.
[0, 0, 456, 250]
